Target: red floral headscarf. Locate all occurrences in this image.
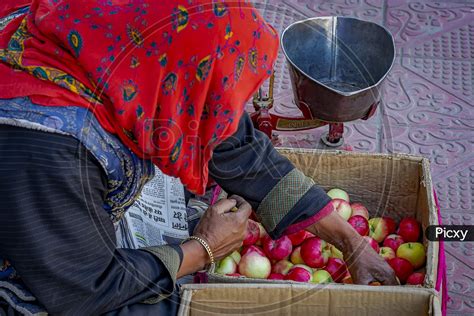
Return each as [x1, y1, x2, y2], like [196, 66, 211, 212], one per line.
[0, 0, 278, 194]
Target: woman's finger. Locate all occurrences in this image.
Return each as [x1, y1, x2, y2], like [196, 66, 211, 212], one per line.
[228, 195, 246, 207]
[211, 199, 237, 215]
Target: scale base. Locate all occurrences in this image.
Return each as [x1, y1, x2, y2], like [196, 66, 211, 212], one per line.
[321, 132, 344, 147]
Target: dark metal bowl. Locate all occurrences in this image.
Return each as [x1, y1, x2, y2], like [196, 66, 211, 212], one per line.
[281, 17, 395, 122]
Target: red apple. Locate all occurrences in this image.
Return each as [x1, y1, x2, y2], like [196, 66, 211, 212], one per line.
[342, 275, 353, 284]
[397, 218, 421, 242]
[262, 235, 293, 261]
[351, 203, 369, 219]
[383, 234, 405, 252]
[286, 230, 305, 246]
[290, 246, 305, 264]
[333, 199, 352, 220]
[396, 242, 426, 269]
[363, 236, 380, 253]
[312, 269, 333, 284]
[271, 259, 293, 275]
[383, 216, 397, 234]
[406, 272, 425, 285]
[379, 247, 396, 261]
[238, 252, 271, 279]
[241, 245, 265, 257]
[348, 215, 370, 236]
[300, 237, 330, 268]
[327, 188, 349, 202]
[368, 217, 390, 243]
[284, 267, 312, 282]
[286, 230, 308, 246]
[292, 264, 313, 274]
[268, 273, 285, 280]
[325, 258, 347, 283]
[243, 219, 260, 246]
[388, 257, 414, 283]
[342, 271, 353, 284]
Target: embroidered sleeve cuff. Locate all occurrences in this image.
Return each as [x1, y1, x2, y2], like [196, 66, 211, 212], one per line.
[139, 245, 181, 304]
[256, 168, 314, 236]
[284, 200, 334, 235]
[265, 184, 332, 240]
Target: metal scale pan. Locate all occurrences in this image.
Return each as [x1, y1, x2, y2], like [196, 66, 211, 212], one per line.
[252, 17, 395, 147]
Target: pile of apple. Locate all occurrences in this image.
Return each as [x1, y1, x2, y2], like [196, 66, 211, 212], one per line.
[214, 188, 427, 286]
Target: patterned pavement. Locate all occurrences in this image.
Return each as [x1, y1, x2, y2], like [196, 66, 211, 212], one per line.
[251, 1, 474, 314]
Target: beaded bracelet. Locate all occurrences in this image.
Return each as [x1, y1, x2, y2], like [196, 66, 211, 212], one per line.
[182, 235, 215, 265]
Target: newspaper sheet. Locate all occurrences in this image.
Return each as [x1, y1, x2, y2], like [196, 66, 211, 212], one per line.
[116, 167, 189, 249]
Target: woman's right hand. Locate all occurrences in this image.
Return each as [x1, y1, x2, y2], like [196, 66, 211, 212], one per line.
[193, 195, 252, 260]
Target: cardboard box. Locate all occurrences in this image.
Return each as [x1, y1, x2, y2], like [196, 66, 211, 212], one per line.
[208, 149, 439, 288]
[178, 283, 442, 316]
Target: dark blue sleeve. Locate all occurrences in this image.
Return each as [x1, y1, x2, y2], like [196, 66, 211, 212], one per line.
[209, 113, 331, 239]
[0, 126, 180, 315]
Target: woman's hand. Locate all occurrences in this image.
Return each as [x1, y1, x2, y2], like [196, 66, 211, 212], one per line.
[343, 236, 399, 285]
[177, 195, 252, 277]
[306, 206, 397, 285]
[194, 195, 252, 260]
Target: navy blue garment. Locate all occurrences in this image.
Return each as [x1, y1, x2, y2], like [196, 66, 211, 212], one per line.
[0, 126, 179, 315]
[0, 103, 329, 315]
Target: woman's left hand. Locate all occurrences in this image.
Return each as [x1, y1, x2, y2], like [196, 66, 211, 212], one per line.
[306, 207, 398, 285]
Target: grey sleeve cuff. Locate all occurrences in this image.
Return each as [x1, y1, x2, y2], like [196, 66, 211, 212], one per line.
[256, 168, 314, 233]
[139, 245, 181, 304]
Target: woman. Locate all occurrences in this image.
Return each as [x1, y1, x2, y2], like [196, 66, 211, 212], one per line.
[0, 1, 396, 315]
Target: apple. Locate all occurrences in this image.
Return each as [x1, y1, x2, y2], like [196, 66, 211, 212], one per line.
[397, 218, 421, 242]
[238, 252, 271, 279]
[383, 216, 397, 234]
[312, 269, 333, 284]
[284, 266, 312, 282]
[300, 237, 330, 268]
[243, 219, 260, 246]
[286, 230, 308, 246]
[215, 255, 237, 275]
[255, 223, 267, 246]
[396, 242, 426, 269]
[271, 259, 293, 275]
[351, 203, 369, 219]
[348, 215, 370, 236]
[388, 257, 414, 283]
[406, 272, 425, 285]
[342, 271, 353, 284]
[363, 236, 380, 253]
[333, 199, 352, 220]
[379, 247, 396, 261]
[327, 188, 349, 202]
[325, 258, 347, 283]
[290, 246, 305, 264]
[368, 217, 390, 243]
[229, 250, 241, 264]
[383, 234, 404, 252]
[262, 235, 293, 261]
[241, 245, 265, 257]
[268, 273, 285, 280]
[292, 264, 313, 274]
[225, 273, 241, 277]
[329, 244, 344, 260]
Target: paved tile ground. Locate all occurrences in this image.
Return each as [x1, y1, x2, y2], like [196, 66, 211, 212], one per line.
[252, 1, 474, 314]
